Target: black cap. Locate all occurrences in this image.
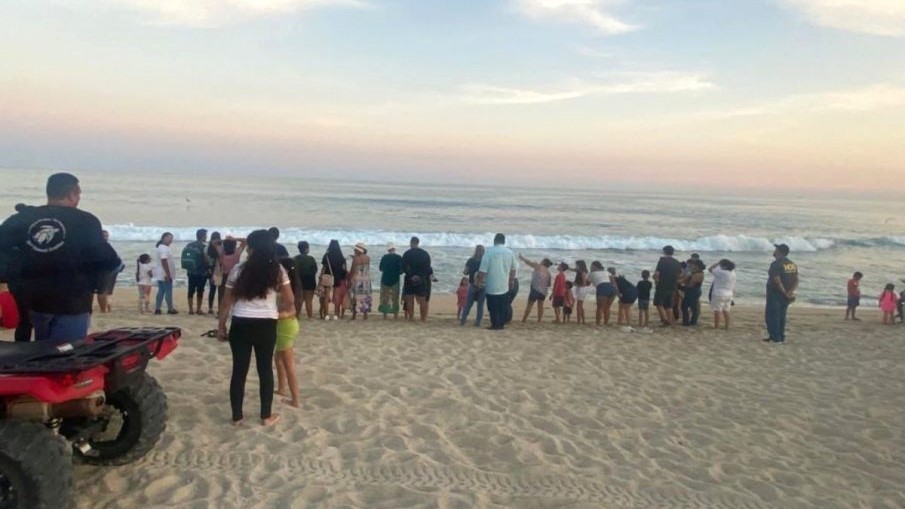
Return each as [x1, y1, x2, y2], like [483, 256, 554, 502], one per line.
[774, 243, 790, 256]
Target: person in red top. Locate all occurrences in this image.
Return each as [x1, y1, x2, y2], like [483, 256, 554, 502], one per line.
[550, 262, 569, 323]
[845, 271, 863, 321]
[0, 282, 20, 329]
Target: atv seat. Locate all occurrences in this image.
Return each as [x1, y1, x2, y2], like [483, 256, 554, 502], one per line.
[0, 339, 82, 367]
[0, 328, 180, 374]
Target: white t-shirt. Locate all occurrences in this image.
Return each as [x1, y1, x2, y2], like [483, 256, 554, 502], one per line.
[226, 263, 290, 319]
[589, 270, 612, 286]
[138, 262, 154, 286]
[153, 244, 174, 282]
[710, 267, 737, 297]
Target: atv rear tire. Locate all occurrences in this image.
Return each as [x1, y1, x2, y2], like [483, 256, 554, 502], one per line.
[0, 420, 72, 509]
[75, 373, 167, 466]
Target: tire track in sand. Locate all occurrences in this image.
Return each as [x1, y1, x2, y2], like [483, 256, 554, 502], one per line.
[143, 450, 770, 508]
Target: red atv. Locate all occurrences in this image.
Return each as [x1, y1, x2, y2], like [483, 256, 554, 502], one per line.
[0, 327, 180, 509]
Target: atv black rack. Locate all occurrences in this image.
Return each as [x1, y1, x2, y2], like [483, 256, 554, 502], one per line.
[0, 327, 181, 374]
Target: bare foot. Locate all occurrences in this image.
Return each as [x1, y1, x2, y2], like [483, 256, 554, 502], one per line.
[261, 415, 281, 426]
[282, 398, 300, 408]
[275, 389, 288, 397]
[231, 418, 243, 427]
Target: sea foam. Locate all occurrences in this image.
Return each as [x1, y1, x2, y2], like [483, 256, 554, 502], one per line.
[102, 225, 904, 252]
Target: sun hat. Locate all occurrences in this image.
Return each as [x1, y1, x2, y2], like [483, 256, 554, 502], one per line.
[387, 242, 396, 251]
[354, 242, 367, 254]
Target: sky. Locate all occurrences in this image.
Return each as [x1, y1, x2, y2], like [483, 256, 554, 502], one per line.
[0, 0, 903, 191]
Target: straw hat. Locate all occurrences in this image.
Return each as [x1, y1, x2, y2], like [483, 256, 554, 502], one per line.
[354, 242, 367, 254]
[387, 242, 396, 251]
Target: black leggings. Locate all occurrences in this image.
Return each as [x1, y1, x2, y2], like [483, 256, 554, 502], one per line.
[228, 317, 277, 421]
[208, 281, 222, 310]
[10, 285, 32, 342]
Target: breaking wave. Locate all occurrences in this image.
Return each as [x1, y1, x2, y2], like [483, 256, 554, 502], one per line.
[102, 225, 905, 252]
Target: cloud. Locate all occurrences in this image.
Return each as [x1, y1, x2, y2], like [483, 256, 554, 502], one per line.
[703, 83, 905, 119]
[514, 0, 638, 35]
[461, 72, 716, 105]
[780, 0, 905, 37]
[107, 0, 368, 28]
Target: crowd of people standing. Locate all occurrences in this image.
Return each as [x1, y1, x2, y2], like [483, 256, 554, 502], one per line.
[133, 227, 807, 341]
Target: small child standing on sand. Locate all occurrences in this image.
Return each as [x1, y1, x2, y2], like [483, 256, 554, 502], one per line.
[456, 277, 468, 320]
[845, 272, 863, 321]
[563, 281, 575, 323]
[879, 283, 897, 325]
[136, 254, 154, 313]
[551, 262, 569, 323]
[637, 270, 652, 327]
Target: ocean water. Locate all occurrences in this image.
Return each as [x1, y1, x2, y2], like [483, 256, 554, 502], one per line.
[1, 169, 902, 307]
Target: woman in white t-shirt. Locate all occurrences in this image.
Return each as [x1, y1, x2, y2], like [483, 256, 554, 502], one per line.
[217, 230, 294, 427]
[708, 259, 737, 330]
[153, 232, 177, 315]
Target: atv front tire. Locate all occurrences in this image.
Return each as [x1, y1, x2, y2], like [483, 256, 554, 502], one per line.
[75, 373, 167, 466]
[0, 420, 72, 509]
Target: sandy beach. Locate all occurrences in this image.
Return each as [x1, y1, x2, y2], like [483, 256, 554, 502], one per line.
[4, 290, 881, 509]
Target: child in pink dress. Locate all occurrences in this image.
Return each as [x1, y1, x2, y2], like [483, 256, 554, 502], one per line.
[879, 283, 897, 325]
[456, 277, 469, 321]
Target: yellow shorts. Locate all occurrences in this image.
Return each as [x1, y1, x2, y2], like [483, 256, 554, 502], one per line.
[275, 317, 299, 351]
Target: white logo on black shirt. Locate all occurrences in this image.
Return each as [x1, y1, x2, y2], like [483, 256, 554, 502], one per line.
[27, 218, 67, 253]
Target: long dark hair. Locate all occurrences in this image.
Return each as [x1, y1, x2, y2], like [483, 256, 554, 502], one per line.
[232, 230, 282, 300]
[207, 231, 221, 260]
[574, 260, 588, 285]
[323, 239, 345, 275]
[156, 232, 172, 248]
[223, 238, 237, 255]
[136, 254, 151, 282]
[472, 244, 485, 260]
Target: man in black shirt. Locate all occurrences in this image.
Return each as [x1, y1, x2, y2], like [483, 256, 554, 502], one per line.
[765, 243, 799, 344]
[0, 173, 121, 341]
[653, 245, 683, 326]
[401, 236, 432, 322]
[269, 227, 291, 259]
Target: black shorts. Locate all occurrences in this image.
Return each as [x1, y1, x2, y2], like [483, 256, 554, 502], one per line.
[301, 274, 317, 291]
[552, 296, 565, 307]
[563, 306, 572, 315]
[96, 269, 118, 295]
[403, 277, 428, 297]
[187, 274, 208, 297]
[653, 287, 676, 308]
[528, 288, 546, 302]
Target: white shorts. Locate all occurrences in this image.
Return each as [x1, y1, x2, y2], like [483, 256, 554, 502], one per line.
[710, 294, 733, 312]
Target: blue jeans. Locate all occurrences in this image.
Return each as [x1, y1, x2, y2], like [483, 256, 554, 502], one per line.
[156, 280, 174, 312]
[765, 292, 789, 342]
[30, 312, 90, 342]
[460, 284, 486, 326]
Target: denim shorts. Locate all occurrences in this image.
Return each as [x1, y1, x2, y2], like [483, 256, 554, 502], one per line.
[638, 299, 650, 311]
[596, 283, 615, 298]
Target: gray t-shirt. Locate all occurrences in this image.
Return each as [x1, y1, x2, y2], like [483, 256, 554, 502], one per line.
[531, 269, 551, 294]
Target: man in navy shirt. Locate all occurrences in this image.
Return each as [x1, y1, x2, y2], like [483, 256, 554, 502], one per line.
[0, 173, 121, 341]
